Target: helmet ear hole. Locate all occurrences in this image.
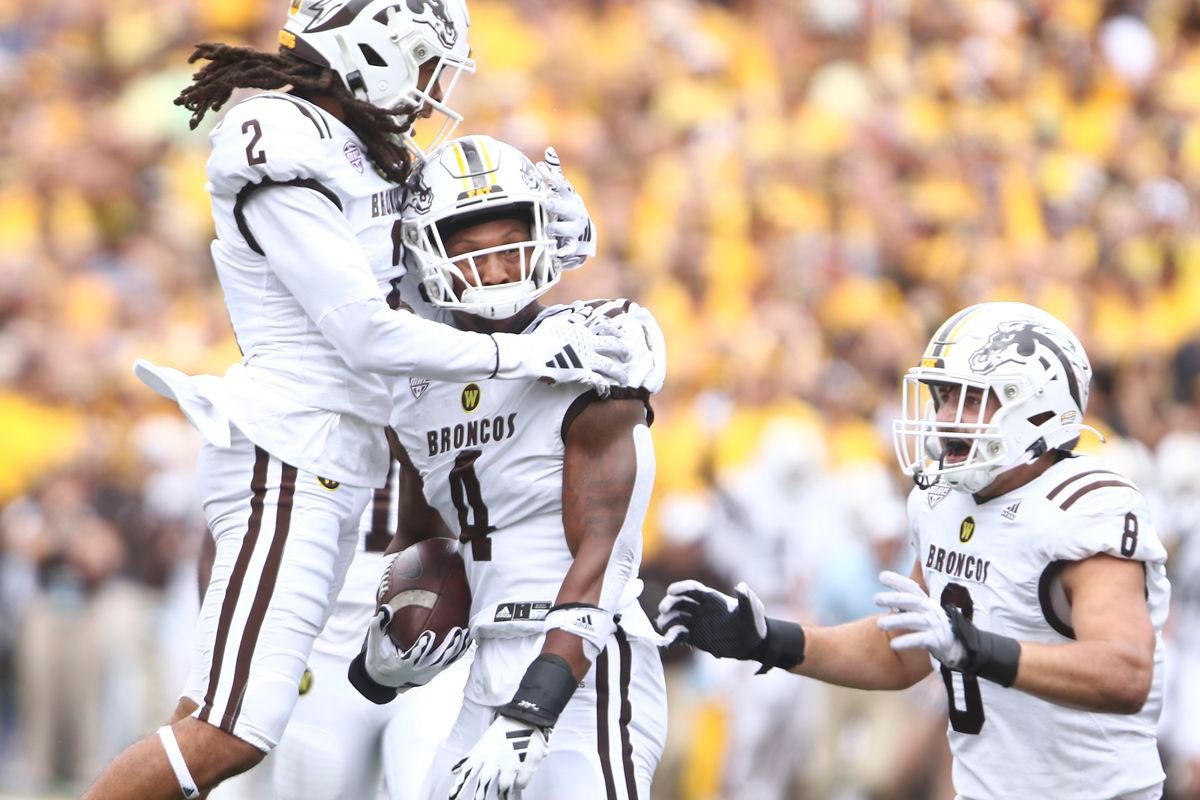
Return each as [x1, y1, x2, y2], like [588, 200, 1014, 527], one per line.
[358, 43, 388, 66]
[1027, 411, 1055, 426]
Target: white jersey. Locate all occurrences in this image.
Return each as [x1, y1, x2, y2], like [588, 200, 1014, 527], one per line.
[390, 300, 663, 705]
[192, 91, 500, 487]
[204, 92, 402, 484]
[907, 454, 1169, 800]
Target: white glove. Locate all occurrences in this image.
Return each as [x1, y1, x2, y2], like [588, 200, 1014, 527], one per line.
[536, 146, 596, 271]
[566, 300, 666, 394]
[449, 714, 550, 800]
[874, 571, 966, 669]
[364, 607, 472, 690]
[492, 313, 631, 389]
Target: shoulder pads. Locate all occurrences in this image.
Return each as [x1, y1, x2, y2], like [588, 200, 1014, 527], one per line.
[570, 299, 667, 395]
[206, 93, 339, 197]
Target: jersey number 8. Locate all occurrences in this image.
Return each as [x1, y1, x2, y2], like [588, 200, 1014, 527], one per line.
[941, 582, 985, 734]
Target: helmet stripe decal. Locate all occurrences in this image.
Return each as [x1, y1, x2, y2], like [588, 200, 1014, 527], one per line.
[458, 138, 489, 189]
[452, 142, 470, 194]
[932, 306, 980, 357]
[929, 305, 976, 357]
[306, 0, 375, 33]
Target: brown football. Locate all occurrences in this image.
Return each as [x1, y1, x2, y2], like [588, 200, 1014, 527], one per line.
[377, 537, 471, 651]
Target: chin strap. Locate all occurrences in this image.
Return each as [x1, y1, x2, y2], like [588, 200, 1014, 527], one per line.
[913, 452, 947, 490]
[334, 33, 370, 100]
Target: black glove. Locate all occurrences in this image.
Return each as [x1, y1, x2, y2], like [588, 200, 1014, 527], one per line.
[655, 579, 806, 673]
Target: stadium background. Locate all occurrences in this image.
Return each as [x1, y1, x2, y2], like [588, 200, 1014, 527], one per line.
[3, 0, 1200, 797]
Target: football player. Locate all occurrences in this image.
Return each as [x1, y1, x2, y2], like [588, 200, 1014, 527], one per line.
[348, 134, 668, 800]
[83, 2, 632, 798]
[658, 302, 1170, 800]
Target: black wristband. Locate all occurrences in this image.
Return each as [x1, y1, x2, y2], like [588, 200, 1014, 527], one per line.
[946, 605, 1021, 688]
[347, 651, 399, 705]
[753, 617, 807, 675]
[497, 653, 578, 729]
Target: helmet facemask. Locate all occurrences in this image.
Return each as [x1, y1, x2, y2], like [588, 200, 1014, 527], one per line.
[419, 205, 558, 320]
[893, 370, 1040, 494]
[402, 136, 563, 321]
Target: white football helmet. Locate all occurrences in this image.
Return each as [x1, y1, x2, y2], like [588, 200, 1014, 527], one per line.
[401, 135, 559, 320]
[893, 302, 1096, 494]
[280, 0, 475, 155]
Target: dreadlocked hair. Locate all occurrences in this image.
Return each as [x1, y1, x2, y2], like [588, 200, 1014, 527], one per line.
[174, 42, 415, 184]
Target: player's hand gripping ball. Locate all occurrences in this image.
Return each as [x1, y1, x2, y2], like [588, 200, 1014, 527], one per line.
[363, 538, 473, 691]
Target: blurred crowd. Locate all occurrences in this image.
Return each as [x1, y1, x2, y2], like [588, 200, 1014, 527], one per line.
[4, 0, 1200, 797]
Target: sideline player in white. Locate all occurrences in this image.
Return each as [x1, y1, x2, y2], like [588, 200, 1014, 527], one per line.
[658, 302, 1170, 800]
[83, 3, 633, 798]
[348, 135, 668, 800]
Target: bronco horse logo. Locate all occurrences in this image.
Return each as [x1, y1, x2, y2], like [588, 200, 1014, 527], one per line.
[968, 321, 1083, 406]
[406, 0, 458, 48]
[406, 170, 434, 214]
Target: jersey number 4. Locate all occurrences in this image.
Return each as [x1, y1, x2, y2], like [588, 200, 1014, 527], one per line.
[449, 450, 496, 561]
[941, 582, 986, 734]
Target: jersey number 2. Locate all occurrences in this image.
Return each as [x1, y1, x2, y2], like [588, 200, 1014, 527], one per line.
[242, 119, 266, 166]
[449, 450, 496, 561]
[941, 582, 985, 734]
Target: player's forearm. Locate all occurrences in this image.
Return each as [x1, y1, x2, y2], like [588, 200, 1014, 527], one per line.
[1011, 639, 1153, 713]
[319, 299, 500, 380]
[244, 186, 502, 382]
[793, 616, 931, 690]
[547, 398, 652, 680]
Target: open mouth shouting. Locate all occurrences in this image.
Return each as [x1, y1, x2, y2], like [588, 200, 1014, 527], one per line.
[941, 437, 971, 464]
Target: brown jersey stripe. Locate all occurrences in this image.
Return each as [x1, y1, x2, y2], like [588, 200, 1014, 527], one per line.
[1060, 479, 1136, 511]
[596, 646, 619, 800]
[224, 462, 298, 733]
[199, 446, 270, 724]
[617, 628, 639, 800]
[1045, 469, 1123, 501]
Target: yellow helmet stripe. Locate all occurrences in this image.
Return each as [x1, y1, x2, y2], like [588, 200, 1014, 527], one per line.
[479, 138, 495, 172]
[939, 306, 987, 357]
[929, 305, 979, 357]
[453, 141, 470, 193]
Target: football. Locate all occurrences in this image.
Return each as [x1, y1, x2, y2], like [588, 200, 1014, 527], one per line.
[376, 537, 471, 651]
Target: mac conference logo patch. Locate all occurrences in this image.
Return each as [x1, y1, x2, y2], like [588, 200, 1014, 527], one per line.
[959, 516, 976, 543]
[461, 383, 481, 413]
[343, 141, 364, 173]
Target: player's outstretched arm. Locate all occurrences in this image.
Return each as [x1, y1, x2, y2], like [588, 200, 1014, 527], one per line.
[450, 397, 650, 798]
[240, 185, 630, 387]
[658, 559, 932, 691]
[1009, 554, 1154, 713]
[876, 555, 1154, 711]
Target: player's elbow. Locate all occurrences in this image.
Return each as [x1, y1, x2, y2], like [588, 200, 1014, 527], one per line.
[337, 342, 398, 375]
[1102, 648, 1154, 714]
[1108, 666, 1152, 715]
[338, 348, 377, 374]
